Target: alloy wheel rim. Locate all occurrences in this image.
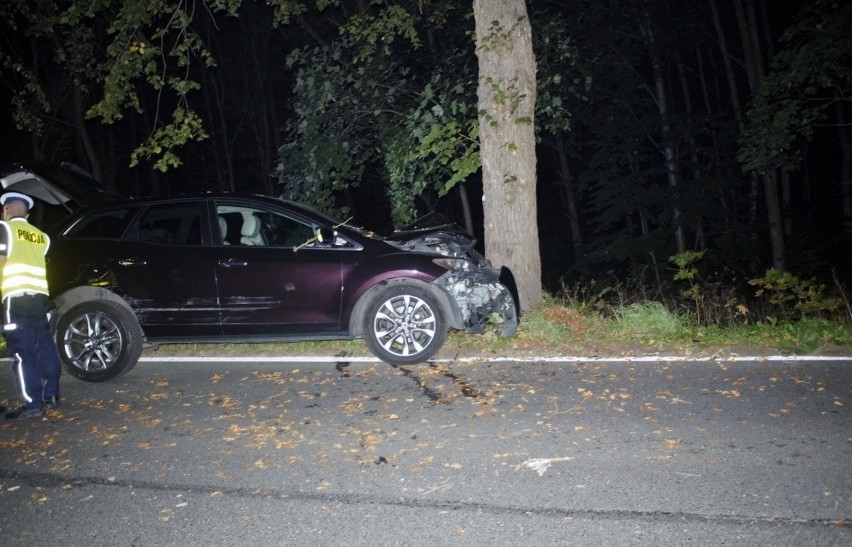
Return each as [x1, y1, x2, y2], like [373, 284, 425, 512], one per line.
[63, 311, 124, 372]
[373, 294, 437, 357]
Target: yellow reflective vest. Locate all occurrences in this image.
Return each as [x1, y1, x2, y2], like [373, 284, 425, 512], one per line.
[0, 218, 50, 299]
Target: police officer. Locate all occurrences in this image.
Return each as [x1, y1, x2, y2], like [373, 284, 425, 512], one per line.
[0, 191, 62, 420]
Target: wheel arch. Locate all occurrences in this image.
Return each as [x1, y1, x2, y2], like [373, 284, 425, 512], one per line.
[51, 286, 137, 331]
[348, 277, 463, 338]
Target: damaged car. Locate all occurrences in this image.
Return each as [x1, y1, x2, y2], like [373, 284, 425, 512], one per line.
[0, 163, 519, 382]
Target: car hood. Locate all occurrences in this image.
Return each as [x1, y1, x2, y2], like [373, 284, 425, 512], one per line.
[0, 162, 121, 212]
[383, 217, 490, 267]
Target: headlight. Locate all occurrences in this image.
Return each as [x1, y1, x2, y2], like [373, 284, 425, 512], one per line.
[433, 257, 474, 271]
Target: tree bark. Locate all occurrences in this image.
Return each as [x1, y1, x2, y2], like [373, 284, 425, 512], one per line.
[473, 0, 542, 312]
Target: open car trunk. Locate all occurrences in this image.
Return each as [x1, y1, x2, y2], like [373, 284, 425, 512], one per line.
[0, 162, 121, 230]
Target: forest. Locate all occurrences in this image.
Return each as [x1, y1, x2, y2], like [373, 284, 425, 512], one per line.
[1, 0, 850, 300]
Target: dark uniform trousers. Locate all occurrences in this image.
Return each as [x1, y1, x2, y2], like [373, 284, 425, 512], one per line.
[3, 293, 61, 410]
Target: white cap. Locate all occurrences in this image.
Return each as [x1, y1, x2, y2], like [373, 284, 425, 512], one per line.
[0, 192, 35, 209]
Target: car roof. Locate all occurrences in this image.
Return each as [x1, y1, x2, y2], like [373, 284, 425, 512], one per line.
[62, 191, 343, 226]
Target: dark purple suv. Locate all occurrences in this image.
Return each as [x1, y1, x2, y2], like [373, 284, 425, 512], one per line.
[1, 164, 519, 381]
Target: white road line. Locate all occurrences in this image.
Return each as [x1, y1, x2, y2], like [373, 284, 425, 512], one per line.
[133, 354, 850, 363]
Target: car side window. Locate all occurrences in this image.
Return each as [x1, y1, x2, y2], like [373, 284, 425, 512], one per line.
[259, 211, 315, 247]
[215, 204, 316, 248]
[136, 203, 202, 246]
[64, 208, 137, 239]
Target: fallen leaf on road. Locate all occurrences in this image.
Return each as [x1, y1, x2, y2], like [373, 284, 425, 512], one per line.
[664, 438, 682, 449]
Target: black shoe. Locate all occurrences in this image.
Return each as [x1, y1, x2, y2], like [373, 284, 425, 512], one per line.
[43, 396, 61, 408]
[5, 406, 45, 420]
[0, 406, 5, 413]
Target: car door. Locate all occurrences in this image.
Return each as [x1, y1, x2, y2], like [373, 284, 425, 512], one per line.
[213, 200, 352, 336]
[110, 201, 222, 337]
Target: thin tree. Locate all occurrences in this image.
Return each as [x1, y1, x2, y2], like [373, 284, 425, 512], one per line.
[734, 0, 786, 272]
[641, 11, 686, 255]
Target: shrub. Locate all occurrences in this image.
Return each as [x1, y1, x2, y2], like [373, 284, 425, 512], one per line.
[748, 269, 843, 322]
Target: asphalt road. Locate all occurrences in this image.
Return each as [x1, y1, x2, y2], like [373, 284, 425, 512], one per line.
[0, 354, 849, 546]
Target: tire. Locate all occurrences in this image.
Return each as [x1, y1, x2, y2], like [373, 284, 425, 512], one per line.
[362, 283, 447, 365]
[55, 300, 144, 382]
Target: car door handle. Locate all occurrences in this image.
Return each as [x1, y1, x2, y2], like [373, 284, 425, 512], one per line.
[219, 258, 248, 268]
[117, 257, 147, 266]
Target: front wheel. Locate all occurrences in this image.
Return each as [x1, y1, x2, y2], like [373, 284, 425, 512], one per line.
[362, 284, 447, 365]
[55, 300, 143, 382]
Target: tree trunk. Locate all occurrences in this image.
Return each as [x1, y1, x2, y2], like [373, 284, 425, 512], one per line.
[473, 0, 541, 312]
[837, 100, 852, 239]
[708, 0, 742, 123]
[241, 6, 275, 194]
[642, 14, 685, 254]
[763, 171, 786, 272]
[709, 0, 761, 231]
[734, 0, 785, 271]
[202, 18, 235, 193]
[676, 51, 705, 250]
[72, 85, 102, 182]
[780, 167, 793, 236]
[553, 134, 583, 249]
[200, 66, 230, 193]
[458, 184, 475, 237]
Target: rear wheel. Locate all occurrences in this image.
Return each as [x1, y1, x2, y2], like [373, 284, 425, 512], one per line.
[55, 300, 143, 382]
[362, 283, 447, 365]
